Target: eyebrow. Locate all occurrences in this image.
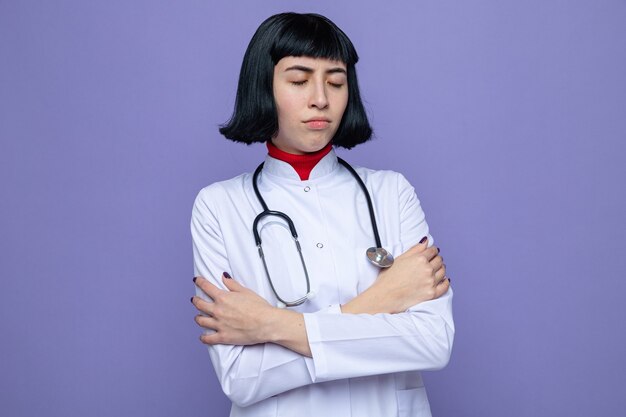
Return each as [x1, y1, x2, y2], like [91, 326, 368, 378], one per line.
[284, 65, 347, 75]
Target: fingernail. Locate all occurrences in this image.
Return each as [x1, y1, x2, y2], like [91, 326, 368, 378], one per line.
[420, 236, 427, 244]
[193, 277, 197, 283]
[437, 247, 440, 254]
[190, 296, 194, 303]
[223, 272, 232, 279]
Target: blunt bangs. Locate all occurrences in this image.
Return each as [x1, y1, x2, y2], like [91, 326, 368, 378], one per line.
[219, 12, 373, 149]
[269, 14, 358, 67]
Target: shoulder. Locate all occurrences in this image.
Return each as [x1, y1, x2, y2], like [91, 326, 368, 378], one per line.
[351, 165, 414, 192]
[191, 173, 251, 218]
[349, 165, 421, 215]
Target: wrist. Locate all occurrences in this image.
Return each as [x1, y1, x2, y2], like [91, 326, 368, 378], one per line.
[264, 308, 311, 357]
[263, 307, 298, 344]
[343, 283, 396, 314]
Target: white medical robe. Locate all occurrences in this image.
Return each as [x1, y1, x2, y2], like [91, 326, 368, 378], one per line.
[191, 149, 454, 417]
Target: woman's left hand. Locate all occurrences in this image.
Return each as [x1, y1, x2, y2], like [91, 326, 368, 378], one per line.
[192, 274, 279, 346]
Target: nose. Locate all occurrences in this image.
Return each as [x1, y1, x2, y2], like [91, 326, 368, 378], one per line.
[308, 81, 329, 110]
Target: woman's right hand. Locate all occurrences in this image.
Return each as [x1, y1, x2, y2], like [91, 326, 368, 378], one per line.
[341, 238, 450, 314]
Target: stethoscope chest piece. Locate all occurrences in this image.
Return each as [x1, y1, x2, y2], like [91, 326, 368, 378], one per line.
[366, 247, 394, 268]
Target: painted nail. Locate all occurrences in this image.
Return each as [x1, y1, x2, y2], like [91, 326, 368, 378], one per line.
[420, 236, 427, 244]
[437, 247, 440, 254]
[190, 297, 194, 303]
[193, 277, 197, 283]
[223, 272, 232, 279]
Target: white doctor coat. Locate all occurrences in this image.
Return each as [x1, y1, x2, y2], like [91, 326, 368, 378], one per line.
[191, 149, 454, 417]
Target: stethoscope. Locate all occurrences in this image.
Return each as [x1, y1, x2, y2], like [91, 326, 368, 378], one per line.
[252, 157, 394, 308]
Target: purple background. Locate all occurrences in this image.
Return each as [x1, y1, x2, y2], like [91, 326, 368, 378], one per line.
[1, 1, 625, 416]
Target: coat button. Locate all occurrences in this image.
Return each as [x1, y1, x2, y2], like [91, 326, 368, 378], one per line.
[304, 186, 311, 192]
[316, 243, 324, 248]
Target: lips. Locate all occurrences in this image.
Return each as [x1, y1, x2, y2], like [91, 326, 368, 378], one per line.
[304, 118, 331, 130]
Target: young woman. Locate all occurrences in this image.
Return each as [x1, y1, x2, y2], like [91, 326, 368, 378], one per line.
[190, 12, 453, 417]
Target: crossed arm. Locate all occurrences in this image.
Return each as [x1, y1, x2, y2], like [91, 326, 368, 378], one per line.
[190, 240, 450, 357]
[189, 176, 454, 406]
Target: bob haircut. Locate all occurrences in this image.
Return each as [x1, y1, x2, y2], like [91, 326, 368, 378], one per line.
[219, 12, 373, 149]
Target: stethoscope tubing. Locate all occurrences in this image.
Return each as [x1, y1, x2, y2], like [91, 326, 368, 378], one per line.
[251, 156, 386, 307]
[336, 158, 382, 249]
[252, 158, 382, 247]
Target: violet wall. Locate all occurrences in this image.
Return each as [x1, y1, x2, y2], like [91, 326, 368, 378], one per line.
[1, 1, 625, 416]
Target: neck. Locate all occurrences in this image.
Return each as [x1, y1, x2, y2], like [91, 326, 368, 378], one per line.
[266, 141, 333, 181]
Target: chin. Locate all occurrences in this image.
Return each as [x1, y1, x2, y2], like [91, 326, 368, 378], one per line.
[303, 138, 332, 153]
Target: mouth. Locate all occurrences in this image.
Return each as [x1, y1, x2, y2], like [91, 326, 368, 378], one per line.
[303, 118, 331, 129]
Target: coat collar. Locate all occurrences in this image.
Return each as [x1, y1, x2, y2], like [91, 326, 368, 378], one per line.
[262, 148, 340, 181]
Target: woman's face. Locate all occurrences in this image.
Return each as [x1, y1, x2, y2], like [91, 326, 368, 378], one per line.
[272, 56, 349, 154]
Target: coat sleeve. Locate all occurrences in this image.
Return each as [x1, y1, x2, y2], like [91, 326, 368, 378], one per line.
[191, 173, 454, 405]
[301, 172, 455, 381]
[191, 185, 330, 407]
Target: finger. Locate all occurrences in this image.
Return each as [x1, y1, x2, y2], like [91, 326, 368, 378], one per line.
[200, 332, 223, 345]
[191, 296, 215, 315]
[434, 265, 446, 283]
[222, 273, 246, 292]
[195, 314, 218, 330]
[421, 246, 439, 262]
[404, 237, 429, 255]
[194, 276, 222, 299]
[434, 278, 450, 298]
[429, 255, 444, 271]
